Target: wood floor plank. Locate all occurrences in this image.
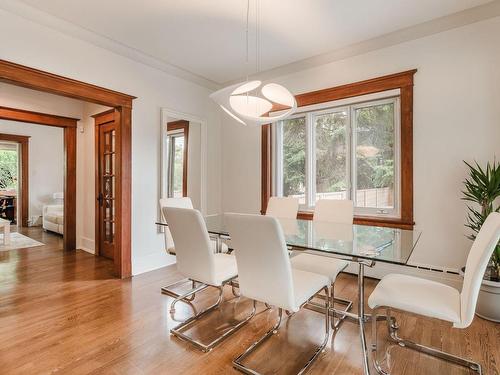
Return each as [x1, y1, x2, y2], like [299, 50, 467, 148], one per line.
[0, 226, 498, 374]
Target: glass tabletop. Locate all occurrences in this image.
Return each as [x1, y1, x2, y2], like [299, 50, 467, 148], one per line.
[156, 214, 421, 266]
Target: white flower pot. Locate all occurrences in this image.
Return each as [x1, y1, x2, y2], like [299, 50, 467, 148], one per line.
[475, 278, 500, 322]
[460, 267, 500, 322]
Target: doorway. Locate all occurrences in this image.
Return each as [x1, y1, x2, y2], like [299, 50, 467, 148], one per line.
[0, 59, 135, 278]
[0, 140, 19, 224]
[0, 133, 30, 227]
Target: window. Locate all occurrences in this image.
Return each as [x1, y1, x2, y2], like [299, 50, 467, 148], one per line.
[166, 120, 189, 198]
[262, 70, 416, 228]
[273, 96, 400, 218]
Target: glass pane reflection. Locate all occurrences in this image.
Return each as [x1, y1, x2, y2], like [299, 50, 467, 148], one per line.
[203, 215, 420, 265]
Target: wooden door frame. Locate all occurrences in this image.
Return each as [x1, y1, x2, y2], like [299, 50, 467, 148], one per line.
[0, 59, 136, 278]
[0, 132, 30, 227]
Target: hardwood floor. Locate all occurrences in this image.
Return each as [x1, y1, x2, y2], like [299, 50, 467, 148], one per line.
[0, 228, 498, 375]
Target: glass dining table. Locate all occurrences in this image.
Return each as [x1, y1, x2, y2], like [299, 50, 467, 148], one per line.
[156, 214, 421, 375]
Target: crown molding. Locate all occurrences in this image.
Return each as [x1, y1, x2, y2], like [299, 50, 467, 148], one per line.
[3, 0, 499, 90]
[224, 0, 500, 85]
[0, 0, 221, 90]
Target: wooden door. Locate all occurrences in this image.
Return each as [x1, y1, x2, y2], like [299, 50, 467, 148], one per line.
[95, 110, 116, 260]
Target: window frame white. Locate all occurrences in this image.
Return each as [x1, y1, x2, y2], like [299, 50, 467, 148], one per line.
[273, 93, 401, 219]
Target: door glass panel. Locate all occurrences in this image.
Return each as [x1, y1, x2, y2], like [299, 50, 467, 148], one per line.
[101, 127, 116, 245]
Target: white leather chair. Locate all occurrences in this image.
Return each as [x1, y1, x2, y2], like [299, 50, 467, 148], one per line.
[163, 207, 255, 352]
[159, 197, 229, 254]
[226, 213, 330, 374]
[291, 199, 354, 328]
[368, 212, 500, 374]
[265, 196, 299, 218]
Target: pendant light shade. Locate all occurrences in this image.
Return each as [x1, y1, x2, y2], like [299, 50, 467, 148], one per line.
[210, 80, 296, 126]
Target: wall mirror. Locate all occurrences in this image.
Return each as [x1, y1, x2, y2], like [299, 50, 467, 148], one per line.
[160, 108, 207, 215]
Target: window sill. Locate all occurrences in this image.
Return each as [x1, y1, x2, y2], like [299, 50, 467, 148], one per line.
[296, 211, 414, 230]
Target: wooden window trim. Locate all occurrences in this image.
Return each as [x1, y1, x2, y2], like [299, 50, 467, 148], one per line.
[167, 120, 189, 197]
[261, 69, 417, 229]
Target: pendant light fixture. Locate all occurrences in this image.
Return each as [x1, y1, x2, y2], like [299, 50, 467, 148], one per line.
[210, 0, 296, 126]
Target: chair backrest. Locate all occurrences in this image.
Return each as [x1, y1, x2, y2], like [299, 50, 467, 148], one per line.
[159, 197, 193, 211]
[266, 196, 299, 219]
[459, 212, 500, 328]
[162, 206, 216, 284]
[159, 197, 194, 251]
[314, 199, 353, 224]
[226, 213, 296, 311]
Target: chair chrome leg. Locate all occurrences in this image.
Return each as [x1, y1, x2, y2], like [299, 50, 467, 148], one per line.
[371, 307, 390, 375]
[170, 284, 256, 353]
[170, 282, 209, 313]
[233, 307, 284, 374]
[233, 286, 330, 375]
[371, 307, 482, 375]
[330, 284, 353, 331]
[230, 279, 241, 297]
[161, 278, 209, 303]
[302, 284, 353, 330]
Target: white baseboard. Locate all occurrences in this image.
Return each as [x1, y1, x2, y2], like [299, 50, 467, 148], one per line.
[132, 251, 176, 276]
[79, 237, 95, 254]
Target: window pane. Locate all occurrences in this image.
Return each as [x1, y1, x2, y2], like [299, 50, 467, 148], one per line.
[354, 102, 395, 210]
[315, 111, 348, 201]
[282, 117, 306, 204]
[172, 136, 184, 197]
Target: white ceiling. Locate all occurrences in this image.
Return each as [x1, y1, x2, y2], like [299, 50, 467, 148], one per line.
[18, 0, 494, 85]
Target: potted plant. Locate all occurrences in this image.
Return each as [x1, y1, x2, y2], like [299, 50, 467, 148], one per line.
[462, 160, 500, 322]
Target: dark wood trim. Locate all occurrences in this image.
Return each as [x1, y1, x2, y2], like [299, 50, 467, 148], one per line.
[0, 133, 31, 143]
[271, 69, 418, 111]
[91, 108, 115, 120]
[261, 124, 272, 215]
[296, 211, 414, 230]
[167, 120, 189, 197]
[63, 127, 77, 251]
[0, 60, 136, 108]
[0, 59, 135, 278]
[114, 107, 132, 278]
[261, 69, 417, 229]
[93, 109, 117, 259]
[94, 116, 101, 258]
[0, 133, 30, 227]
[0, 106, 79, 128]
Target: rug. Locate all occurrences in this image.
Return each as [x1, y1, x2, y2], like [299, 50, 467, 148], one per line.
[0, 232, 44, 251]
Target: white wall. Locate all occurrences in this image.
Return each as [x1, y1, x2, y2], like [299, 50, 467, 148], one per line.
[0, 119, 64, 222]
[187, 121, 202, 210]
[76, 103, 111, 254]
[0, 8, 222, 275]
[221, 16, 500, 275]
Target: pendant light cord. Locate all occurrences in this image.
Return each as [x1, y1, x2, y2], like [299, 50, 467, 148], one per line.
[245, 0, 249, 83]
